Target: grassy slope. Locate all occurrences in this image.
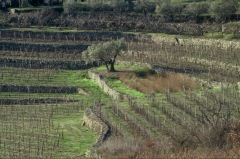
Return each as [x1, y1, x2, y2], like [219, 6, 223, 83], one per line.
[0, 66, 108, 158]
[53, 113, 98, 158]
[0, 25, 238, 157]
[46, 68, 111, 158]
[94, 65, 146, 98]
[0, 67, 105, 100]
[0, 67, 94, 87]
[93, 65, 239, 159]
[92, 65, 190, 139]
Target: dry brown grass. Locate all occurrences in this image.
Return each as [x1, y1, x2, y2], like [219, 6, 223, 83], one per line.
[98, 137, 240, 159]
[227, 122, 240, 151]
[98, 137, 173, 159]
[159, 148, 240, 159]
[116, 71, 199, 94]
[136, 137, 240, 158]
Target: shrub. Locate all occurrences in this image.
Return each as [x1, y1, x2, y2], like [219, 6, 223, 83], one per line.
[8, 8, 59, 27]
[222, 22, 240, 36]
[134, 70, 148, 78]
[134, 69, 155, 78]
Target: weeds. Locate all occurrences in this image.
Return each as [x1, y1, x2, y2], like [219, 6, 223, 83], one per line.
[119, 71, 199, 94]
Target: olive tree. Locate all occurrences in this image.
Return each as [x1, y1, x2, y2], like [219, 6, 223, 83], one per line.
[83, 39, 127, 72]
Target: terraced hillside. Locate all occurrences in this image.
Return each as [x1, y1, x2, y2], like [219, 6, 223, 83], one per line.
[120, 35, 240, 83]
[0, 65, 108, 158]
[0, 27, 111, 158]
[90, 65, 240, 158]
[0, 27, 239, 158]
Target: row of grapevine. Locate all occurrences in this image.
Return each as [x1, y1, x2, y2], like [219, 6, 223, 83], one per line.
[0, 97, 93, 158]
[120, 40, 240, 82]
[0, 104, 62, 158]
[0, 30, 130, 43]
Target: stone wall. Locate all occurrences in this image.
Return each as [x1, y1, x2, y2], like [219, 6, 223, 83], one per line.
[83, 108, 109, 158]
[88, 70, 129, 100]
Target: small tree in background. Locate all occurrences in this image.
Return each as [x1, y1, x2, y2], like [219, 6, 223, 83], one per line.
[155, 1, 183, 22]
[83, 39, 127, 72]
[209, 0, 238, 22]
[183, 2, 209, 22]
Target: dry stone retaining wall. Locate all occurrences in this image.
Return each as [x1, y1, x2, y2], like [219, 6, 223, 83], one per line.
[88, 70, 129, 100]
[83, 108, 109, 158]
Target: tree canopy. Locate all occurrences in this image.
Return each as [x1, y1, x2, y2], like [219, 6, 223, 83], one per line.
[183, 2, 209, 20]
[209, 0, 239, 22]
[83, 39, 127, 72]
[155, 1, 183, 21]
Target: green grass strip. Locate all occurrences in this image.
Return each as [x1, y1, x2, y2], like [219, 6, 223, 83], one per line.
[53, 112, 98, 158]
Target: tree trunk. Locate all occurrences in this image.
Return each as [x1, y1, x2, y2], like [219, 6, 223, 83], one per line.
[109, 55, 117, 72]
[109, 62, 116, 72]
